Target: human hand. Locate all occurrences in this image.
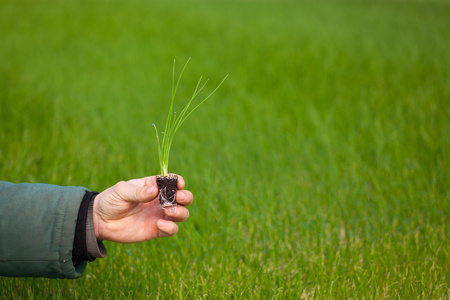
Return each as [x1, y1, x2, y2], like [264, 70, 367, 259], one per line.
[93, 175, 193, 243]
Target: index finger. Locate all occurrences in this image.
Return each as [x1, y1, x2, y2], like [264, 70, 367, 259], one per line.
[127, 176, 157, 187]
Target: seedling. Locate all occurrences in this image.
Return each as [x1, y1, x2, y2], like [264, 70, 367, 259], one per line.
[153, 58, 227, 209]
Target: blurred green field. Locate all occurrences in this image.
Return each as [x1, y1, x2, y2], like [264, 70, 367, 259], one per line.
[1, 0, 449, 298]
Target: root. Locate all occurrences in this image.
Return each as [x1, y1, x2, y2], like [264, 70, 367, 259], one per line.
[159, 187, 177, 211]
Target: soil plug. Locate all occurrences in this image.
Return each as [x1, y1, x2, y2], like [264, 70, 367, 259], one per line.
[156, 174, 178, 209]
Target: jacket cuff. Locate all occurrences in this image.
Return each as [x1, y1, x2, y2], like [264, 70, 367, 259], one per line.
[87, 195, 107, 258]
[73, 191, 107, 263]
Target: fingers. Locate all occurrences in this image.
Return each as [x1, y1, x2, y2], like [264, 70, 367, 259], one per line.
[156, 204, 189, 238]
[164, 205, 190, 222]
[115, 181, 158, 203]
[127, 176, 157, 187]
[160, 189, 192, 222]
[176, 190, 193, 206]
[156, 219, 179, 237]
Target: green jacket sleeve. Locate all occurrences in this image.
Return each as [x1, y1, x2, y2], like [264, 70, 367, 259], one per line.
[0, 181, 90, 279]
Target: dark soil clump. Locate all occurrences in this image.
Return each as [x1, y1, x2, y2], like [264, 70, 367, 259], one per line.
[156, 175, 178, 208]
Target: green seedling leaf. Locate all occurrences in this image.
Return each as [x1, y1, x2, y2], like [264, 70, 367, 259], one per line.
[153, 58, 228, 176]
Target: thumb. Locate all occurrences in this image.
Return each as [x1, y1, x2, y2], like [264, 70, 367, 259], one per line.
[117, 181, 158, 203]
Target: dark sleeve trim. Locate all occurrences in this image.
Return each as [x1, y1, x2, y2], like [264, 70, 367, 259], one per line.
[72, 191, 99, 262]
[86, 197, 107, 258]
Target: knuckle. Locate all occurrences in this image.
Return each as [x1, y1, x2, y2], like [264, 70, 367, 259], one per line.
[116, 181, 128, 190]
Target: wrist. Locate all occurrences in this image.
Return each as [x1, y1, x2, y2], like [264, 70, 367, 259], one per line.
[93, 194, 103, 241]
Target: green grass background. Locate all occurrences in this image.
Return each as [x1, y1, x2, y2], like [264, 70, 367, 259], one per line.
[1, 0, 449, 298]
